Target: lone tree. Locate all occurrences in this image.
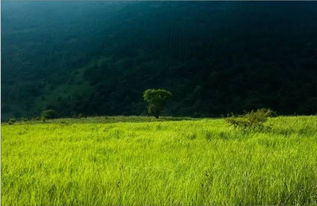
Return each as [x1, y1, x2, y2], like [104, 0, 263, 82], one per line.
[143, 89, 172, 118]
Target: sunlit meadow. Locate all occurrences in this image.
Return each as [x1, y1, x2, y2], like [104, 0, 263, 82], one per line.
[2, 116, 317, 205]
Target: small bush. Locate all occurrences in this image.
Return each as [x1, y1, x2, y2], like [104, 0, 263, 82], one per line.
[41, 109, 57, 122]
[8, 118, 16, 125]
[226, 108, 274, 130]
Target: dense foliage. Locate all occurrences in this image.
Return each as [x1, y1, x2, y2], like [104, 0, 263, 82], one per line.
[2, 2, 317, 120]
[40, 109, 57, 121]
[226, 108, 273, 130]
[143, 89, 172, 118]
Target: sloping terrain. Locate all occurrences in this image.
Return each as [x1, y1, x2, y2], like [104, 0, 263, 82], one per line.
[2, 2, 317, 120]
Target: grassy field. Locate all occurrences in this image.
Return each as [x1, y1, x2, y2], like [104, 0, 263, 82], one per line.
[2, 116, 317, 205]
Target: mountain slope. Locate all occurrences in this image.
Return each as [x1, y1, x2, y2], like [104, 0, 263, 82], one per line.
[2, 2, 317, 120]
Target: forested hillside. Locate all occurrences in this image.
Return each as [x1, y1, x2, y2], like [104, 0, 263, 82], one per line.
[2, 2, 317, 120]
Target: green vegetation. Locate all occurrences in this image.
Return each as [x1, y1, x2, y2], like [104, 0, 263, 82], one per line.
[7, 118, 16, 125]
[143, 89, 172, 118]
[3, 2, 317, 120]
[40, 109, 57, 122]
[226, 108, 273, 130]
[2, 115, 317, 205]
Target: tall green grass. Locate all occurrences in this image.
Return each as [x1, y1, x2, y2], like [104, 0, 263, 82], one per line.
[2, 116, 317, 205]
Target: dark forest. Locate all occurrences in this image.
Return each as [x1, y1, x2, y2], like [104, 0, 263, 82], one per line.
[2, 2, 317, 120]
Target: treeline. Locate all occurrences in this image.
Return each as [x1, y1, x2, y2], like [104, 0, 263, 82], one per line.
[2, 2, 317, 120]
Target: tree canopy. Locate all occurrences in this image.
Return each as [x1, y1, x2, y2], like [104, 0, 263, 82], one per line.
[143, 89, 172, 118]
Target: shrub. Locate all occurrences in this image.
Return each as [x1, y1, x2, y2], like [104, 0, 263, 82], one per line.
[8, 118, 16, 125]
[226, 108, 274, 130]
[40, 109, 57, 122]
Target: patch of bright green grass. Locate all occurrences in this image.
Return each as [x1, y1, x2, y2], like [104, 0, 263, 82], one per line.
[2, 116, 317, 205]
